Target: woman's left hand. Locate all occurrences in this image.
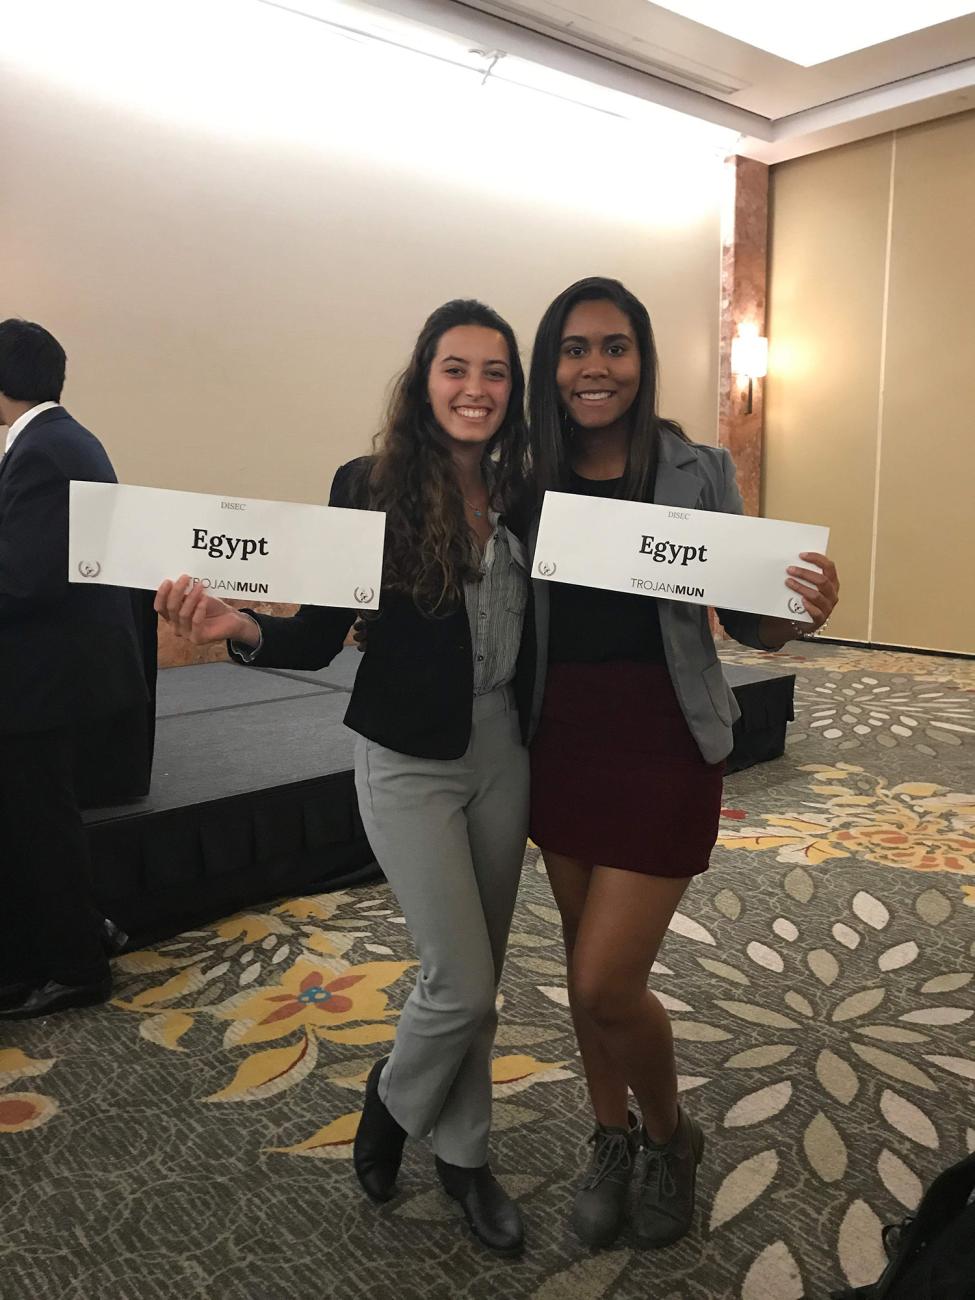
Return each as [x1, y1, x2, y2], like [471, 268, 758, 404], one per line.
[786, 552, 839, 632]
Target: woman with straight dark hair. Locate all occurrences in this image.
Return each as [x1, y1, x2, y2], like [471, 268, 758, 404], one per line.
[157, 299, 532, 1256]
[523, 277, 838, 1250]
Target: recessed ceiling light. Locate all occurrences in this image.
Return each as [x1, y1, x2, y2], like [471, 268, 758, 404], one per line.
[648, 1, 975, 66]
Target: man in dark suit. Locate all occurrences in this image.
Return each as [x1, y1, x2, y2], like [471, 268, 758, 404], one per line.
[0, 319, 147, 1019]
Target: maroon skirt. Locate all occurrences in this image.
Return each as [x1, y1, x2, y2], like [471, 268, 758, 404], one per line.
[529, 661, 725, 877]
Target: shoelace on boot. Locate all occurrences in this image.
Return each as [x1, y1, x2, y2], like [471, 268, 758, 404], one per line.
[581, 1130, 635, 1190]
[639, 1146, 678, 1200]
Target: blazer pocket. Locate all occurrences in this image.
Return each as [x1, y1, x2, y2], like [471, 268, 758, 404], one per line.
[702, 660, 733, 726]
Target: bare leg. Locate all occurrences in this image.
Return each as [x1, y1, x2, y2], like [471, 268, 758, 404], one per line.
[544, 850, 690, 1142]
[544, 850, 628, 1128]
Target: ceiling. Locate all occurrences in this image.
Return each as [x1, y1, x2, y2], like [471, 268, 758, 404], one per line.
[351, 0, 975, 160]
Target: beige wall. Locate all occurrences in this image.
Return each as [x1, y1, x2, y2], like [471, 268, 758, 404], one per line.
[766, 112, 975, 654]
[0, 48, 722, 507]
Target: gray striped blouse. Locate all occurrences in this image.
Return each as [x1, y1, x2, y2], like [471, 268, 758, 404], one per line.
[463, 516, 527, 696]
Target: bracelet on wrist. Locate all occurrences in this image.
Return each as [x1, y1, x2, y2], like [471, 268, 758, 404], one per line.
[791, 616, 830, 641]
[758, 614, 831, 652]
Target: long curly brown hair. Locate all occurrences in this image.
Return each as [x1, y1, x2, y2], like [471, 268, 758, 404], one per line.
[363, 299, 529, 615]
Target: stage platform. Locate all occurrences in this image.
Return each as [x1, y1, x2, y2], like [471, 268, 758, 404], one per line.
[83, 651, 794, 947]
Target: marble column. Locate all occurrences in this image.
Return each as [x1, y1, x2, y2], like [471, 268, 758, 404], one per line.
[718, 155, 769, 517]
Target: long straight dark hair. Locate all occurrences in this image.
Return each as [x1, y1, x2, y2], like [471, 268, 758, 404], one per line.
[366, 299, 529, 614]
[528, 276, 689, 505]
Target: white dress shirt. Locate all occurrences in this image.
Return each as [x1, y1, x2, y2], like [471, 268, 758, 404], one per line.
[3, 401, 61, 454]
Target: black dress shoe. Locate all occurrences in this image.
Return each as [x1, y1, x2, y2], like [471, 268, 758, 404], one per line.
[0, 976, 112, 1021]
[0, 982, 32, 1012]
[353, 1057, 407, 1202]
[435, 1157, 525, 1256]
[102, 917, 129, 956]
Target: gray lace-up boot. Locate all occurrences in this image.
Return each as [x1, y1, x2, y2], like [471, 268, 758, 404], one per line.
[570, 1112, 641, 1248]
[631, 1107, 706, 1249]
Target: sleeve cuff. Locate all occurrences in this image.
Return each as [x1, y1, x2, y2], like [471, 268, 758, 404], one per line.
[228, 612, 263, 663]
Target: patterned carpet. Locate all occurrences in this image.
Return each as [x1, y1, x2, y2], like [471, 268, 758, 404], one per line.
[1, 642, 973, 1300]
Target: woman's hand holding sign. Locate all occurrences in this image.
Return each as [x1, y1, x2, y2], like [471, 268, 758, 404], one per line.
[758, 551, 840, 650]
[788, 552, 839, 627]
[154, 575, 260, 648]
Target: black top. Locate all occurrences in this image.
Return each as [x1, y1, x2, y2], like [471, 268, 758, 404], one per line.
[547, 471, 666, 665]
[232, 457, 532, 760]
[0, 407, 148, 735]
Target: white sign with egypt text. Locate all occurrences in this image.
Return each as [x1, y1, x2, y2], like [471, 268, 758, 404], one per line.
[533, 491, 829, 622]
[69, 481, 385, 610]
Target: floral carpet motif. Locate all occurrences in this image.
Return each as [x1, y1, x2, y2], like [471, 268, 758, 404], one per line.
[717, 764, 975, 899]
[1, 643, 973, 1300]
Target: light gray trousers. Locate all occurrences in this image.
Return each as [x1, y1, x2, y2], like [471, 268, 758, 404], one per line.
[353, 685, 529, 1167]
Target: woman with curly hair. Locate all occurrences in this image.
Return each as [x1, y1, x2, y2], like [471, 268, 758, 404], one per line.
[156, 299, 532, 1255]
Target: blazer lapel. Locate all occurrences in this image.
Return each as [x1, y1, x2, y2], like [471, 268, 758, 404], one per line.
[527, 512, 544, 598]
[0, 437, 20, 488]
[654, 431, 704, 510]
[527, 512, 540, 561]
[504, 524, 528, 572]
[525, 511, 550, 724]
[0, 408, 66, 488]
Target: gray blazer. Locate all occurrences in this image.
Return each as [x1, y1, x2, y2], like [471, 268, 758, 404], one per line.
[526, 429, 769, 765]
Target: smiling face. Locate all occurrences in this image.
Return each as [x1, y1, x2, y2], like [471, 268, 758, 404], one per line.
[426, 325, 512, 450]
[556, 298, 641, 433]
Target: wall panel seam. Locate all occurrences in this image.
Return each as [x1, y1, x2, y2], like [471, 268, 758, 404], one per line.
[867, 131, 896, 643]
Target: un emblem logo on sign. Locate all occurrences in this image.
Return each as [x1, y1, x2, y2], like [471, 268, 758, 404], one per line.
[537, 561, 557, 578]
[787, 596, 805, 616]
[354, 586, 374, 606]
[78, 560, 101, 579]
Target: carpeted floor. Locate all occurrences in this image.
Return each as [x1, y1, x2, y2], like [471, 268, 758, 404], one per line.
[1, 642, 973, 1300]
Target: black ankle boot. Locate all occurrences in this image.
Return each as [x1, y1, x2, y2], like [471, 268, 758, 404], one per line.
[101, 920, 128, 961]
[353, 1057, 407, 1202]
[435, 1157, 525, 1256]
[102, 917, 129, 956]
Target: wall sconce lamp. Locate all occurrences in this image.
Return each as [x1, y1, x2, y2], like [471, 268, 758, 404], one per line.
[731, 328, 768, 415]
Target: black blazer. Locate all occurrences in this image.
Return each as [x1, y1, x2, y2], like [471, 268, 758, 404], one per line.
[0, 407, 148, 736]
[234, 458, 531, 760]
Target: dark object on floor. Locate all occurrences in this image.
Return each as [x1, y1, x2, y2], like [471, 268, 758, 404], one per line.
[0, 982, 31, 1011]
[353, 1057, 406, 1203]
[0, 975, 112, 1020]
[724, 661, 795, 773]
[102, 917, 128, 955]
[828, 1152, 975, 1299]
[435, 1156, 525, 1256]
